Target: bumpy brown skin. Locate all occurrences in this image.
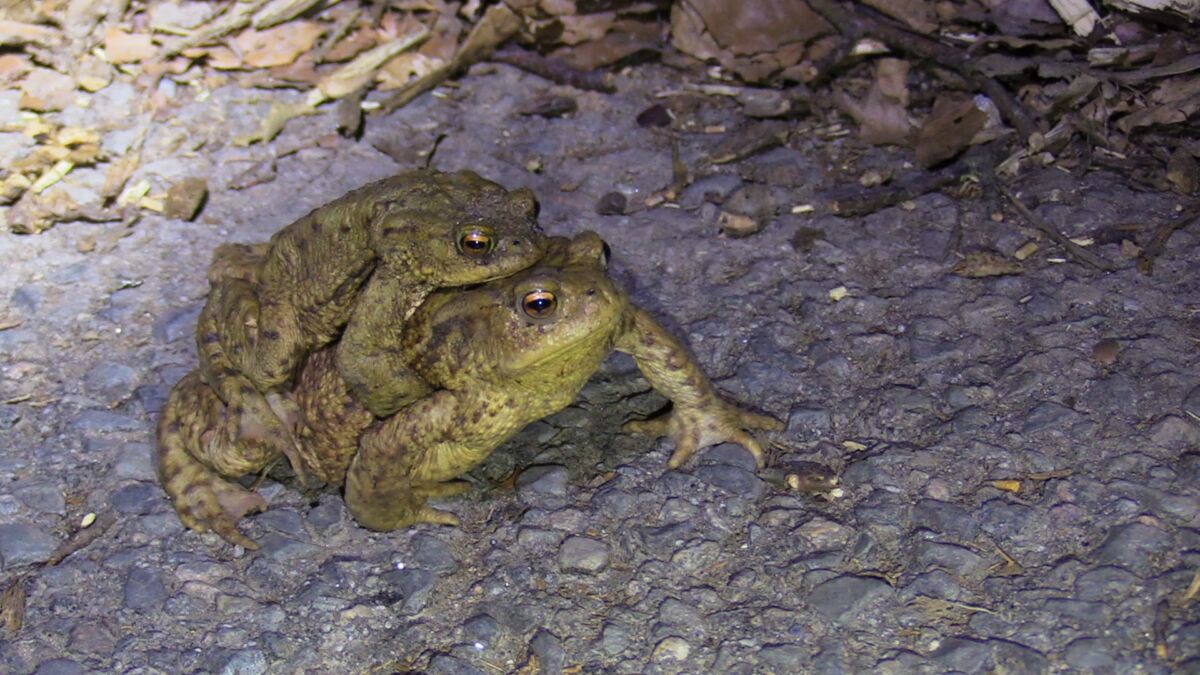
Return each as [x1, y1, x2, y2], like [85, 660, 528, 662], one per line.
[159, 232, 781, 546]
[193, 170, 546, 484]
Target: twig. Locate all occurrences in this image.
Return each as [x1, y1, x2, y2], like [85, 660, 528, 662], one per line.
[999, 185, 1116, 271]
[45, 511, 117, 566]
[823, 142, 999, 217]
[1138, 209, 1199, 275]
[490, 46, 615, 93]
[805, 0, 1036, 142]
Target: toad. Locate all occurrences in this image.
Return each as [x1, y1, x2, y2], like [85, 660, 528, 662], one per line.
[194, 170, 548, 481]
[157, 233, 781, 547]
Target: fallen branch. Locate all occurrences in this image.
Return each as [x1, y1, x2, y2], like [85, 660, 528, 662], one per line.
[1137, 208, 1200, 275]
[491, 46, 615, 93]
[999, 184, 1116, 271]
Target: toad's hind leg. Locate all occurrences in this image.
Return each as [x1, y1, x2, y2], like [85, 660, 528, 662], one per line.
[198, 283, 308, 482]
[156, 371, 269, 549]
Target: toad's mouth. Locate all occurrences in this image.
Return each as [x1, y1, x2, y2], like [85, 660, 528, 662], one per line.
[502, 312, 624, 374]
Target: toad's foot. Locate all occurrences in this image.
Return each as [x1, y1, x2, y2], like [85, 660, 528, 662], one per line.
[415, 505, 462, 527]
[160, 458, 266, 550]
[624, 399, 783, 469]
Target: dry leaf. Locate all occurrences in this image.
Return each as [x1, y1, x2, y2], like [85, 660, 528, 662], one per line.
[952, 250, 1023, 277]
[1166, 146, 1198, 194]
[165, 178, 208, 220]
[0, 53, 31, 81]
[0, 20, 59, 47]
[104, 28, 157, 63]
[717, 211, 763, 237]
[838, 58, 914, 145]
[914, 93, 988, 167]
[1, 577, 25, 633]
[235, 21, 324, 69]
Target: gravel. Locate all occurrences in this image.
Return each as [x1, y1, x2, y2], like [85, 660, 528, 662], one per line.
[0, 62, 1196, 672]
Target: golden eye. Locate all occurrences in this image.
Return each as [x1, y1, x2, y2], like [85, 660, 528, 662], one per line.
[522, 290, 557, 318]
[459, 230, 494, 256]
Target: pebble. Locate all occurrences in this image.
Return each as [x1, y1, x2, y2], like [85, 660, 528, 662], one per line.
[109, 442, 157, 481]
[757, 644, 808, 670]
[1091, 522, 1173, 570]
[13, 480, 66, 514]
[558, 536, 609, 573]
[219, 649, 267, 675]
[73, 409, 144, 434]
[1074, 566, 1140, 601]
[134, 384, 169, 415]
[110, 482, 164, 515]
[124, 566, 168, 611]
[0, 522, 59, 568]
[807, 574, 893, 621]
[382, 567, 435, 613]
[930, 636, 992, 672]
[670, 541, 720, 574]
[460, 613, 501, 646]
[1148, 414, 1200, 449]
[516, 464, 569, 499]
[597, 621, 633, 655]
[652, 636, 691, 662]
[1063, 637, 1116, 670]
[528, 629, 565, 673]
[410, 533, 459, 573]
[33, 659, 85, 675]
[152, 305, 201, 344]
[697, 443, 760, 471]
[694, 464, 765, 500]
[786, 405, 833, 436]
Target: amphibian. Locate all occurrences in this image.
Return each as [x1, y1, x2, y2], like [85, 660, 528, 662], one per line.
[158, 232, 781, 547]
[194, 170, 548, 482]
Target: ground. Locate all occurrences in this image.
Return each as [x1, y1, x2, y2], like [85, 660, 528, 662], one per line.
[1, 61, 1199, 673]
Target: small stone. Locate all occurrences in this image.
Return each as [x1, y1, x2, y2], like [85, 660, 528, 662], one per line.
[931, 636, 991, 672]
[786, 405, 832, 436]
[152, 305, 200, 343]
[110, 442, 157, 481]
[597, 621, 632, 655]
[697, 443, 759, 472]
[20, 68, 74, 111]
[1074, 565, 1140, 601]
[305, 498, 344, 533]
[383, 568, 435, 613]
[670, 540, 720, 574]
[410, 533, 458, 573]
[558, 536, 609, 573]
[73, 409, 144, 434]
[110, 482, 163, 515]
[652, 636, 691, 662]
[0, 522, 59, 568]
[1092, 522, 1173, 570]
[1091, 339, 1119, 365]
[104, 28, 157, 63]
[1148, 415, 1200, 450]
[636, 104, 671, 128]
[33, 659, 85, 675]
[13, 481, 65, 515]
[84, 362, 139, 403]
[757, 644, 807, 670]
[596, 192, 627, 216]
[461, 613, 501, 646]
[718, 211, 764, 238]
[695, 464, 765, 500]
[68, 621, 117, 655]
[516, 464, 569, 499]
[1064, 637, 1115, 670]
[529, 629, 565, 673]
[220, 648, 267, 675]
[807, 574, 893, 621]
[124, 566, 168, 610]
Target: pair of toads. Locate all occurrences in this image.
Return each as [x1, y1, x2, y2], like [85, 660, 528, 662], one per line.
[155, 169, 782, 549]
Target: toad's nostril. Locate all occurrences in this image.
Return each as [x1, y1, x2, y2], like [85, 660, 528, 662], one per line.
[512, 239, 521, 246]
[586, 288, 596, 295]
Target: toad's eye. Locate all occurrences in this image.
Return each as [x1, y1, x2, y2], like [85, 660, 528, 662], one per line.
[459, 230, 494, 256]
[522, 290, 557, 318]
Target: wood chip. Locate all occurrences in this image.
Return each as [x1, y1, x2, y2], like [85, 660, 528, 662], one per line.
[164, 178, 208, 221]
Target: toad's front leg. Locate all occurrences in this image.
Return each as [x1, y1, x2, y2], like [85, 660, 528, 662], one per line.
[615, 306, 783, 468]
[343, 390, 471, 531]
